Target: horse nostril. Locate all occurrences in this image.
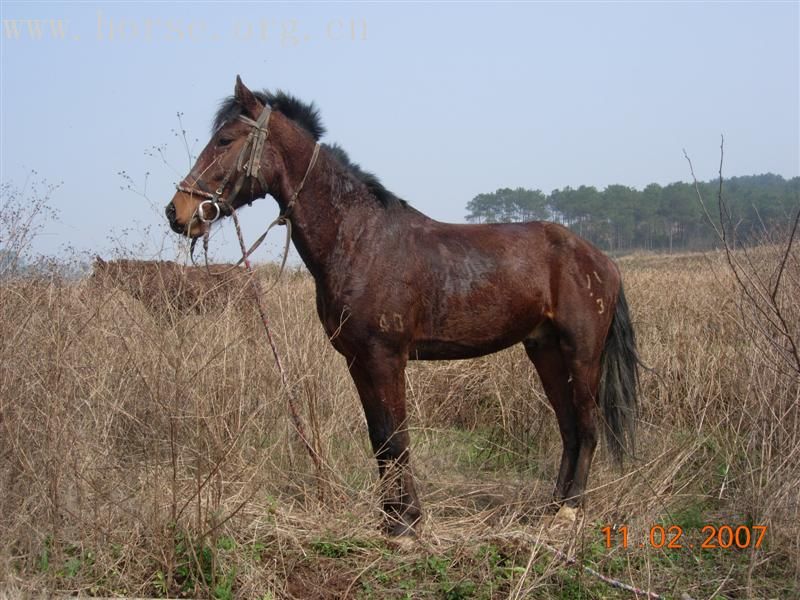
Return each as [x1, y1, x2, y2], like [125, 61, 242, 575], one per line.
[165, 201, 189, 235]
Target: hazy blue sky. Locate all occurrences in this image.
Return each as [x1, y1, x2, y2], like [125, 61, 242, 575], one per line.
[1, 1, 798, 262]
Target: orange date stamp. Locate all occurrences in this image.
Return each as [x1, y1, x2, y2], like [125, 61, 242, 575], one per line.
[601, 524, 767, 550]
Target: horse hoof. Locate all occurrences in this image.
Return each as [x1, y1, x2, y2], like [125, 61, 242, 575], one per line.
[385, 519, 418, 539]
[383, 514, 420, 538]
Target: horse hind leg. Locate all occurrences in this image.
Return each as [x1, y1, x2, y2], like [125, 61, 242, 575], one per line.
[561, 359, 601, 506]
[555, 328, 604, 507]
[523, 329, 577, 504]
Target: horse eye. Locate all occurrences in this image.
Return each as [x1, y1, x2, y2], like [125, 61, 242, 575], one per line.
[217, 138, 233, 147]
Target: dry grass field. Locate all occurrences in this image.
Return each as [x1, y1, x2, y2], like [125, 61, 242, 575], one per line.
[1, 247, 798, 599]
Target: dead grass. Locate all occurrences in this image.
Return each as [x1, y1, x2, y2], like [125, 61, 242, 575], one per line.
[1, 250, 798, 599]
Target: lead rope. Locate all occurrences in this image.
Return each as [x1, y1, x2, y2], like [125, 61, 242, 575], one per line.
[227, 143, 326, 499]
[228, 208, 326, 500]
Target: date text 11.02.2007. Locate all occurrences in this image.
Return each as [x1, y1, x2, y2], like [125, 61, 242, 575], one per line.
[601, 524, 767, 550]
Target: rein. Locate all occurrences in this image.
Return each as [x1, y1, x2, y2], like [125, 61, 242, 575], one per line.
[176, 103, 327, 493]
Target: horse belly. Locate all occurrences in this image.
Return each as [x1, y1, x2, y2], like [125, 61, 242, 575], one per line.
[409, 338, 521, 360]
[409, 303, 542, 360]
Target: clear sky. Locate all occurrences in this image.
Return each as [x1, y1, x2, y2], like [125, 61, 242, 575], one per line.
[1, 1, 798, 262]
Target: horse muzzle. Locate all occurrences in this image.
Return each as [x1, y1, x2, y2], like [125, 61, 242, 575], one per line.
[164, 200, 208, 238]
[164, 201, 185, 234]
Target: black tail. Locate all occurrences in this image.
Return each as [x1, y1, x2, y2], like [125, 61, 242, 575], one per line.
[599, 283, 639, 467]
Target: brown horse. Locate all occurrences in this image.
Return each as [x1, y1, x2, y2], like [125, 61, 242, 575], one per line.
[165, 77, 639, 537]
[91, 257, 256, 315]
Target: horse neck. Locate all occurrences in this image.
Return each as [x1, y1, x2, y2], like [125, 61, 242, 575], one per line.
[269, 139, 399, 282]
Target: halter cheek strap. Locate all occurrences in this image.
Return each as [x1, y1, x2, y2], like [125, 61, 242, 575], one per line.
[236, 107, 272, 192]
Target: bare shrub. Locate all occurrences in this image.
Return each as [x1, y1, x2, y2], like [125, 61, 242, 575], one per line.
[683, 145, 800, 593]
[0, 177, 61, 278]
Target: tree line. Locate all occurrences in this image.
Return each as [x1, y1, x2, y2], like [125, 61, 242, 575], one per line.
[465, 173, 799, 252]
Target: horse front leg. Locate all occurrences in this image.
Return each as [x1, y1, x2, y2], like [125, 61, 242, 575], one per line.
[349, 349, 421, 537]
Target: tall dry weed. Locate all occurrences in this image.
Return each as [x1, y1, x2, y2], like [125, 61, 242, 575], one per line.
[0, 247, 797, 597]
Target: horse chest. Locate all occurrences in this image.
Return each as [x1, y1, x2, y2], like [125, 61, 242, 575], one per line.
[314, 279, 415, 355]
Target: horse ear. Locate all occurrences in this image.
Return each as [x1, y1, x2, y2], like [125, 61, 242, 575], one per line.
[94, 255, 106, 267]
[234, 75, 260, 117]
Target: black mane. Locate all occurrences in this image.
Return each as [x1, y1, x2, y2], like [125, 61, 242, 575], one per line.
[322, 143, 407, 209]
[213, 90, 408, 210]
[214, 89, 326, 140]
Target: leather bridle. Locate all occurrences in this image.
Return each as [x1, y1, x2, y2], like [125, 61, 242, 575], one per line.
[174, 101, 321, 271]
[176, 102, 321, 224]
[176, 104, 275, 224]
